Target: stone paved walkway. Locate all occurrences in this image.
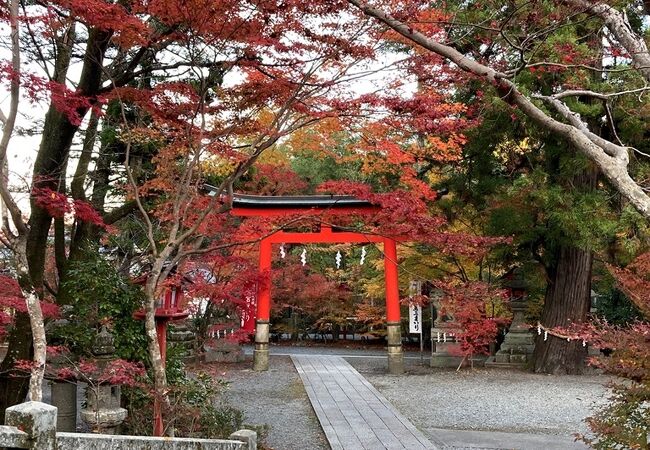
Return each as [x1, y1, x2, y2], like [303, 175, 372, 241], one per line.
[292, 355, 437, 450]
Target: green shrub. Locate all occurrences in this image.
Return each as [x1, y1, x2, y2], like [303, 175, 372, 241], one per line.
[122, 372, 246, 439]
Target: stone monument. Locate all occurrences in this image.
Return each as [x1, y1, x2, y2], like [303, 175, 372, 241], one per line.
[49, 379, 77, 432]
[486, 268, 535, 368]
[204, 324, 245, 363]
[80, 326, 128, 434]
[168, 321, 197, 363]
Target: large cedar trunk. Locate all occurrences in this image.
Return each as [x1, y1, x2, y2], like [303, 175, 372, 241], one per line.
[533, 245, 592, 374]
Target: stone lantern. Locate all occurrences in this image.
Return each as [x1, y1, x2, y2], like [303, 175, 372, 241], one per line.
[487, 267, 535, 368]
[80, 326, 128, 434]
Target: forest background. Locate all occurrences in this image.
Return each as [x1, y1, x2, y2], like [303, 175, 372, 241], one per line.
[0, 0, 648, 447]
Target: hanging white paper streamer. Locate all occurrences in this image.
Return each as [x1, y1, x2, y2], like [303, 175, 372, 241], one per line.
[279, 244, 286, 259]
[360, 246, 367, 265]
[300, 248, 307, 266]
[336, 251, 342, 269]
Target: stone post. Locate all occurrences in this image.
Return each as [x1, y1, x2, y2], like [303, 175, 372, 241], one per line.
[386, 322, 404, 374]
[230, 429, 257, 450]
[50, 380, 77, 432]
[80, 327, 128, 434]
[5, 401, 57, 450]
[253, 320, 270, 371]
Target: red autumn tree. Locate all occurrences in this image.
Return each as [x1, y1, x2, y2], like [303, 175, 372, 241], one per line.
[578, 253, 649, 448]
[432, 280, 507, 369]
[0, 0, 392, 419]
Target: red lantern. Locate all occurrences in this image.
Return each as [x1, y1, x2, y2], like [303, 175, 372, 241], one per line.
[132, 272, 191, 436]
[133, 274, 191, 321]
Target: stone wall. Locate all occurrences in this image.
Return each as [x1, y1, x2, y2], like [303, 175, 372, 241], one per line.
[1, 401, 256, 450]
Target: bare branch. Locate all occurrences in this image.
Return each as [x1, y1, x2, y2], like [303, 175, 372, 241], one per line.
[562, 0, 650, 83]
[552, 86, 650, 100]
[347, 0, 650, 219]
[0, 0, 27, 236]
[532, 93, 630, 164]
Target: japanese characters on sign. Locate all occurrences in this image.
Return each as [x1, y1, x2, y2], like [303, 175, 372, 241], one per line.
[409, 304, 422, 333]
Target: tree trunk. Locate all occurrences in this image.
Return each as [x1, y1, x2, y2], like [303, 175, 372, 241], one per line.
[0, 312, 31, 422]
[0, 27, 112, 416]
[533, 245, 592, 374]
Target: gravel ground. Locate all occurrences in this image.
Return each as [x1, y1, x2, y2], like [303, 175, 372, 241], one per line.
[348, 357, 611, 437]
[217, 355, 328, 450]
[214, 349, 611, 449]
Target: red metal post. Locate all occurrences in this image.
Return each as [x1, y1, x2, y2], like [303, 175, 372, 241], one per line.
[257, 238, 272, 321]
[384, 238, 401, 322]
[156, 320, 168, 366]
[153, 319, 168, 436]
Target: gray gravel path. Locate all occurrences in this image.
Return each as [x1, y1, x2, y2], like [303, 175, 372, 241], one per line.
[219, 355, 329, 450]
[217, 347, 611, 449]
[348, 357, 610, 438]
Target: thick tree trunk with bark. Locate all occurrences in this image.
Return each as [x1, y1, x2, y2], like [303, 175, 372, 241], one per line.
[0, 27, 112, 418]
[27, 29, 110, 288]
[533, 245, 592, 374]
[0, 313, 31, 422]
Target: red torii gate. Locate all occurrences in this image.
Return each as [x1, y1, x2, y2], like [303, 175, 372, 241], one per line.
[230, 193, 405, 374]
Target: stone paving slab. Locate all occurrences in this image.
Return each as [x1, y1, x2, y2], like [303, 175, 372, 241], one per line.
[292, 355, 437, 450]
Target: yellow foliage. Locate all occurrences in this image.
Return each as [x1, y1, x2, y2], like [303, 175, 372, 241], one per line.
[200, 158, 236, 177]
[285, 117, 345, 157]
[257, 146, 290, 165]
[492, 137, 533, 164]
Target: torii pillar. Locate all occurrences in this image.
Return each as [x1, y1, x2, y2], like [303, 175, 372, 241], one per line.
[252, 237, 403, 375]
[253, 238, 272, 372]
[383, 238, 404, 374]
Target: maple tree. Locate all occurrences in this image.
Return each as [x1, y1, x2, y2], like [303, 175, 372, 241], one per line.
[0, 0, 391, 420]
[272, 259, 355, 340]
[0, 0, 645, 435]
[251, 107, 512, 350]
[431, 280, 507, 368]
